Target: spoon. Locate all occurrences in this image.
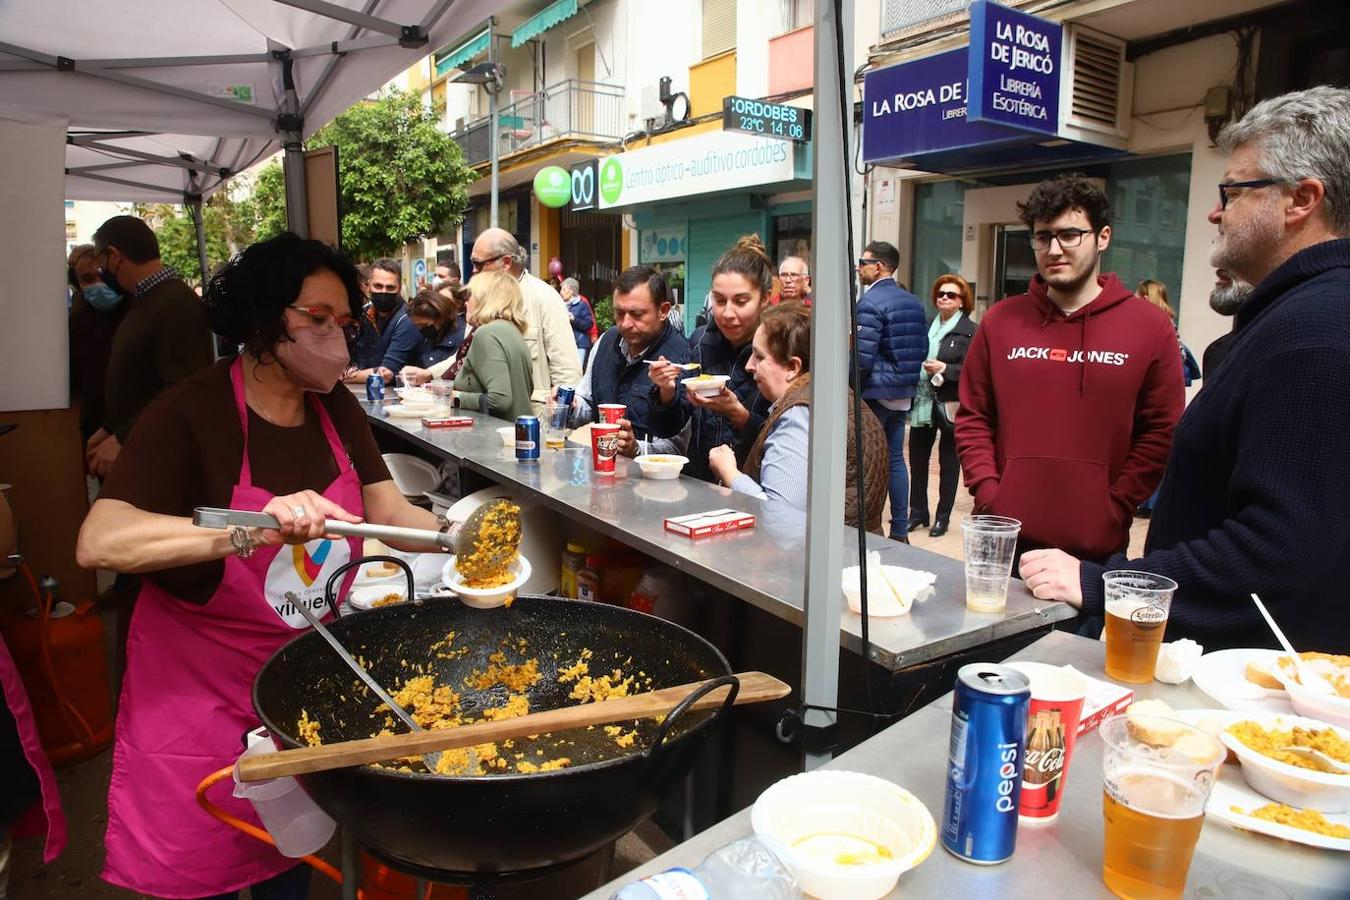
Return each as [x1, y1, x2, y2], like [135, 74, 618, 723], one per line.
[1249, 593, 1336, 695]
[284, 591, 448, 774]
[450, 498, 523, 583]
[645, 361, 701, 370]
[1276, 745, 1350, 775]
[237, 671, 790, 781]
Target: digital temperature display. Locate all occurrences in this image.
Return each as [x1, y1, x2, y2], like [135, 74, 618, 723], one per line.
[722, 96, 812, 143]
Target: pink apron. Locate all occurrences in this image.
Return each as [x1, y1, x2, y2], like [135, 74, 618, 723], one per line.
[0, 634, 66, 861]
[103, 359, 364, 898]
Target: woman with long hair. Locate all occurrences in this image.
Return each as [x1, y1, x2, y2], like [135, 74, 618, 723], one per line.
[450, 270, 535, 421]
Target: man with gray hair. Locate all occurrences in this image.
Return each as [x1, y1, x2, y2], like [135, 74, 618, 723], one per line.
[776, 256, 812, 305]
[1201, 268, 1253, 377]
[1019, 85, 1350, 654]
[559, 276, 595, 366]
[470, 228, 581, 414]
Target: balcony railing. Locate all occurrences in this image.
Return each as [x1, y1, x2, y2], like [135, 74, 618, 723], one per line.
[450, 79, 625, 166]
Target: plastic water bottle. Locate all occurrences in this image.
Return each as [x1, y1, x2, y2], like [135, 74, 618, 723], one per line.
[610, 835, 800, 899]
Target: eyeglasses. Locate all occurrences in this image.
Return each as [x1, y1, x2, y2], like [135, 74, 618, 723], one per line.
[779, 272, 806, 281]
[470, 254, 504, 271]
[288, 305, 361, 341]
[856, 258, 879, 267]
[1218, 179, 1281, 209]
[935, 289, 963, 300]
[1029, 228, 1097, 251]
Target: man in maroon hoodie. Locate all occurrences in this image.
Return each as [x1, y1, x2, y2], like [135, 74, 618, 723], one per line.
[954, 174, 1184, 563]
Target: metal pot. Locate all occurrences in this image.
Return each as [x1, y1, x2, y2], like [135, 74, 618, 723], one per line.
[252, 594, 733, 878]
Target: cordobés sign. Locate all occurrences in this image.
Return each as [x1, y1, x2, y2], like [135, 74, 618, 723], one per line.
[722, 95, 812, 143]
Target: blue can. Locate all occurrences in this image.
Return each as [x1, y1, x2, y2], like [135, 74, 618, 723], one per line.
[365, 372, 385, 403]
[553, 385, 575, 429]
[514, 415, 540, 461]
[941, 663, 1030, 864]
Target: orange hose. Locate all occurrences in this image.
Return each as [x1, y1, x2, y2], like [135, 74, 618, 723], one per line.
[20, 562, 98, 743]
[194, 765, 360, 895]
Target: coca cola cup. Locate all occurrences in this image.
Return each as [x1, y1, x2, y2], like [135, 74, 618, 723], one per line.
[591, 423, 620, 475]
[597, 403, 627, 424]
[1006, 661, 1088, 823]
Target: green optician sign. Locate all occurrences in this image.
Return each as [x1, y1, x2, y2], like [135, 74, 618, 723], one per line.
[533, 166, 571, 208]
[600, 158, 624, 206]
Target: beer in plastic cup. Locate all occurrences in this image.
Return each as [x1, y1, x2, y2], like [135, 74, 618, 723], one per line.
[1103, 571, 1176, 683]
[544, 401, 569, 449]
[1006, 662, 1088, 823]
[962, 516, 1021, 612]
[597, 403, 627, 424]
[591, 423, 620, 475]
[1099, 714, 1223, 900]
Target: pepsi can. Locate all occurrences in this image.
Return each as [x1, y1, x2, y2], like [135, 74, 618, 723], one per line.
[365, 372, 385, 403]
[514, 415, 540, 461]
[941, 663, 1030, 864]
[552, 385, 575, 429]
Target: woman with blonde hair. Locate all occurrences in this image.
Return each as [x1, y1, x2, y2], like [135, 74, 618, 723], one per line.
[451, 270, 534, 421]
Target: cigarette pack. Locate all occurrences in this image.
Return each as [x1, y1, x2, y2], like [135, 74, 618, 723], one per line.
[1074, 670, 1134, 737]
[422, 416, 475, 428]
[664, 508, 756, 538]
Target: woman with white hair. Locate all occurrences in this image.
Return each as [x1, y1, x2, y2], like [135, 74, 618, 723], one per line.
[559, 276, 595, 366]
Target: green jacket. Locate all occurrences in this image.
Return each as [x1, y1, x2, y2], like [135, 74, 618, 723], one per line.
[454, 319, 535, 421]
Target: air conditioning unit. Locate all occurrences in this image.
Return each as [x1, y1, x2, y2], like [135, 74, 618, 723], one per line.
[1058, 24, 1133, 146]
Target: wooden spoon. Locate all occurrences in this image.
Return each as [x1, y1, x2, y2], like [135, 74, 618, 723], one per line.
[238, 671, 789, 782]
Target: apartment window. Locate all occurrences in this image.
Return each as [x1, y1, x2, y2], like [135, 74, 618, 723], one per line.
[702, 0, 737, 59]
[789, 0, 815, 29]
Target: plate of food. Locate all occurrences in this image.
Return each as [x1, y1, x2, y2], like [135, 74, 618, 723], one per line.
[356, 559, 404, 583]
[348, 584, 409, 612]
[683, 373, 729, 397]
[385, 403, 450, 419]
[1192, 648, 1293, 712]
[1218, 713, 1350, 812]
[1207, 766, 1350, 851]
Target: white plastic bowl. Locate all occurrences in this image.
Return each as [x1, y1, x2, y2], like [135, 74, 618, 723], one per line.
[497, 426, 515, 448]
[634, 454, 688, 480]
[439, 554, 531, 609]
[1274, 668, 1350, 728]
[348, 583, 409, 612]
[684, 374, 730, 397]
[751, 770, 936, 900]
[842, 565, 933, 618]
[1218, 713, 1350, 812]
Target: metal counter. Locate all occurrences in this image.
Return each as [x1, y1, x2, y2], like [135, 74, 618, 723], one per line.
[364, 402, 1075, 673]
[582, 631, 1348, 899]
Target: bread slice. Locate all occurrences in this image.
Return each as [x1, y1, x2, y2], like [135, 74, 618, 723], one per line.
[1244, 659, 1285, 691]
[1126, 699, 1186, 746]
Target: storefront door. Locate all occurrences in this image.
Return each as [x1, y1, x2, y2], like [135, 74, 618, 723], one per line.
[992, 224, 1038, 304]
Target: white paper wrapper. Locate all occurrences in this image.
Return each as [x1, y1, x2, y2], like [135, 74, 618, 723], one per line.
[1154, 638, 1204, 684]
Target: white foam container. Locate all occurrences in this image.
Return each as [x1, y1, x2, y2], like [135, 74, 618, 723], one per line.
[439, 555, 532, 609]
[1218, 712, 1350, 812]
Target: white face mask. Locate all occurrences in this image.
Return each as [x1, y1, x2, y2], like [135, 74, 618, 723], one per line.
[273, 324, 350, 392]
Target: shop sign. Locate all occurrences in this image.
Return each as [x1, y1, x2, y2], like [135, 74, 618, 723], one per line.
[862, 48, 1012, 162]
[533, 166, 571, 208]
[967, 0, 1061, 135]
[722, 96, 812, 143]
[568, 159, 597, 212]
[597, 130, 796, 209]
[639, 227, 687, 264]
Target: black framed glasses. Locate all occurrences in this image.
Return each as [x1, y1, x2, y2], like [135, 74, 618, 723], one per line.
[935, 289, 963, 300]
[1218, 179, 1281, 209]
[1029, 228, 1097, 251]
[470, 254, 504, 272]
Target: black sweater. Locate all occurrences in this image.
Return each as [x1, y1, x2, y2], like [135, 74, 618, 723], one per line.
[1079, 239, 1350, 653]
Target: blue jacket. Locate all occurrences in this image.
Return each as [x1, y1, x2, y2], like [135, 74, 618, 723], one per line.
[588, 322, 690, 435]
[855, 277, 927, 401]
[370, 307, 426, 373]
[647, 322, 769, 483]
[419, 314, 466, 368]
[566, 297, 594, 351]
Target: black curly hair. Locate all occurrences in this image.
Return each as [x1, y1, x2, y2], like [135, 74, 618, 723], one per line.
[204, 233, 363, 361]
[1017, 173, 1112, 232]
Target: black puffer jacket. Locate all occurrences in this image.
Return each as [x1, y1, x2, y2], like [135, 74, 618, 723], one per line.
[647, 322, 769, 483]
[930, 313, 978, 403]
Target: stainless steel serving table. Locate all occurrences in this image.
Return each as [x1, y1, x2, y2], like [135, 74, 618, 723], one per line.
[580, 631, 1350, 899]
[365, 402, 1076, 672]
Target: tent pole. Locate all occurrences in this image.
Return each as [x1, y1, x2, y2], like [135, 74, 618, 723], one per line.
[187, 188, 221, 361]
[488, 17, 500, 229]
[800, 0, 853, 771]
[277, 52, 310, 239]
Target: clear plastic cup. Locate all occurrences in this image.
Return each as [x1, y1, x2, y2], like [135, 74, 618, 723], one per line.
[232, 728, 336, 858]
[961, 516, 1021, 613]
[544, 401, 569, 449]
[1103, 571, 1177, 684]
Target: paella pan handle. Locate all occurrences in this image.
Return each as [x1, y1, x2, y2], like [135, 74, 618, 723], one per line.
[646, 674, 740, 758]
[323, 555, 415, 613]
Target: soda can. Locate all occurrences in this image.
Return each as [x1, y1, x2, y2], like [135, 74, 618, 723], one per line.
[941, 663, 1030, 864]
[514, 415, 540, 461]
[365, 372, 385, 403]
[553, 385, 575, 428]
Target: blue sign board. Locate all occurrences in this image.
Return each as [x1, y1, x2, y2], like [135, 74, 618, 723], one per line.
[967, 0, 1062, 135]
[863, 48, 1023, 163]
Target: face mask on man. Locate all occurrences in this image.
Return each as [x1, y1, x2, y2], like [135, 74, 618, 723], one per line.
[371, 290, 402, 313]
[84, 279, 124, 312]
[273, 323, 350, 392]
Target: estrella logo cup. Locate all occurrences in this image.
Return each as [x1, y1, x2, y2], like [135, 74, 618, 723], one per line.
[264, 537, 352, 629]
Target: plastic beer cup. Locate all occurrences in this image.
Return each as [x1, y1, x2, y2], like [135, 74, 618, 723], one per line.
[544, 401, 569, 450]
[1100, 714, 1224, 899]
[962, 516, 1021, 612]
[1103, 571, 1177, 683]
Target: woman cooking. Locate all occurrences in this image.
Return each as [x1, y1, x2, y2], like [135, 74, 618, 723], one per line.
[75, 233, 454, 900]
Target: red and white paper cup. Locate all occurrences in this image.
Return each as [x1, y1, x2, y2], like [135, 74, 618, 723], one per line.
[591, 423, 621, 474]
[597, 403, 627, 424]
[1007, 662, 1088, 823]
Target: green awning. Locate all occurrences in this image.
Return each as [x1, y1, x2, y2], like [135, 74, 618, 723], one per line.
[434, 29, 490, 79]
[510, 0, 579, 48]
